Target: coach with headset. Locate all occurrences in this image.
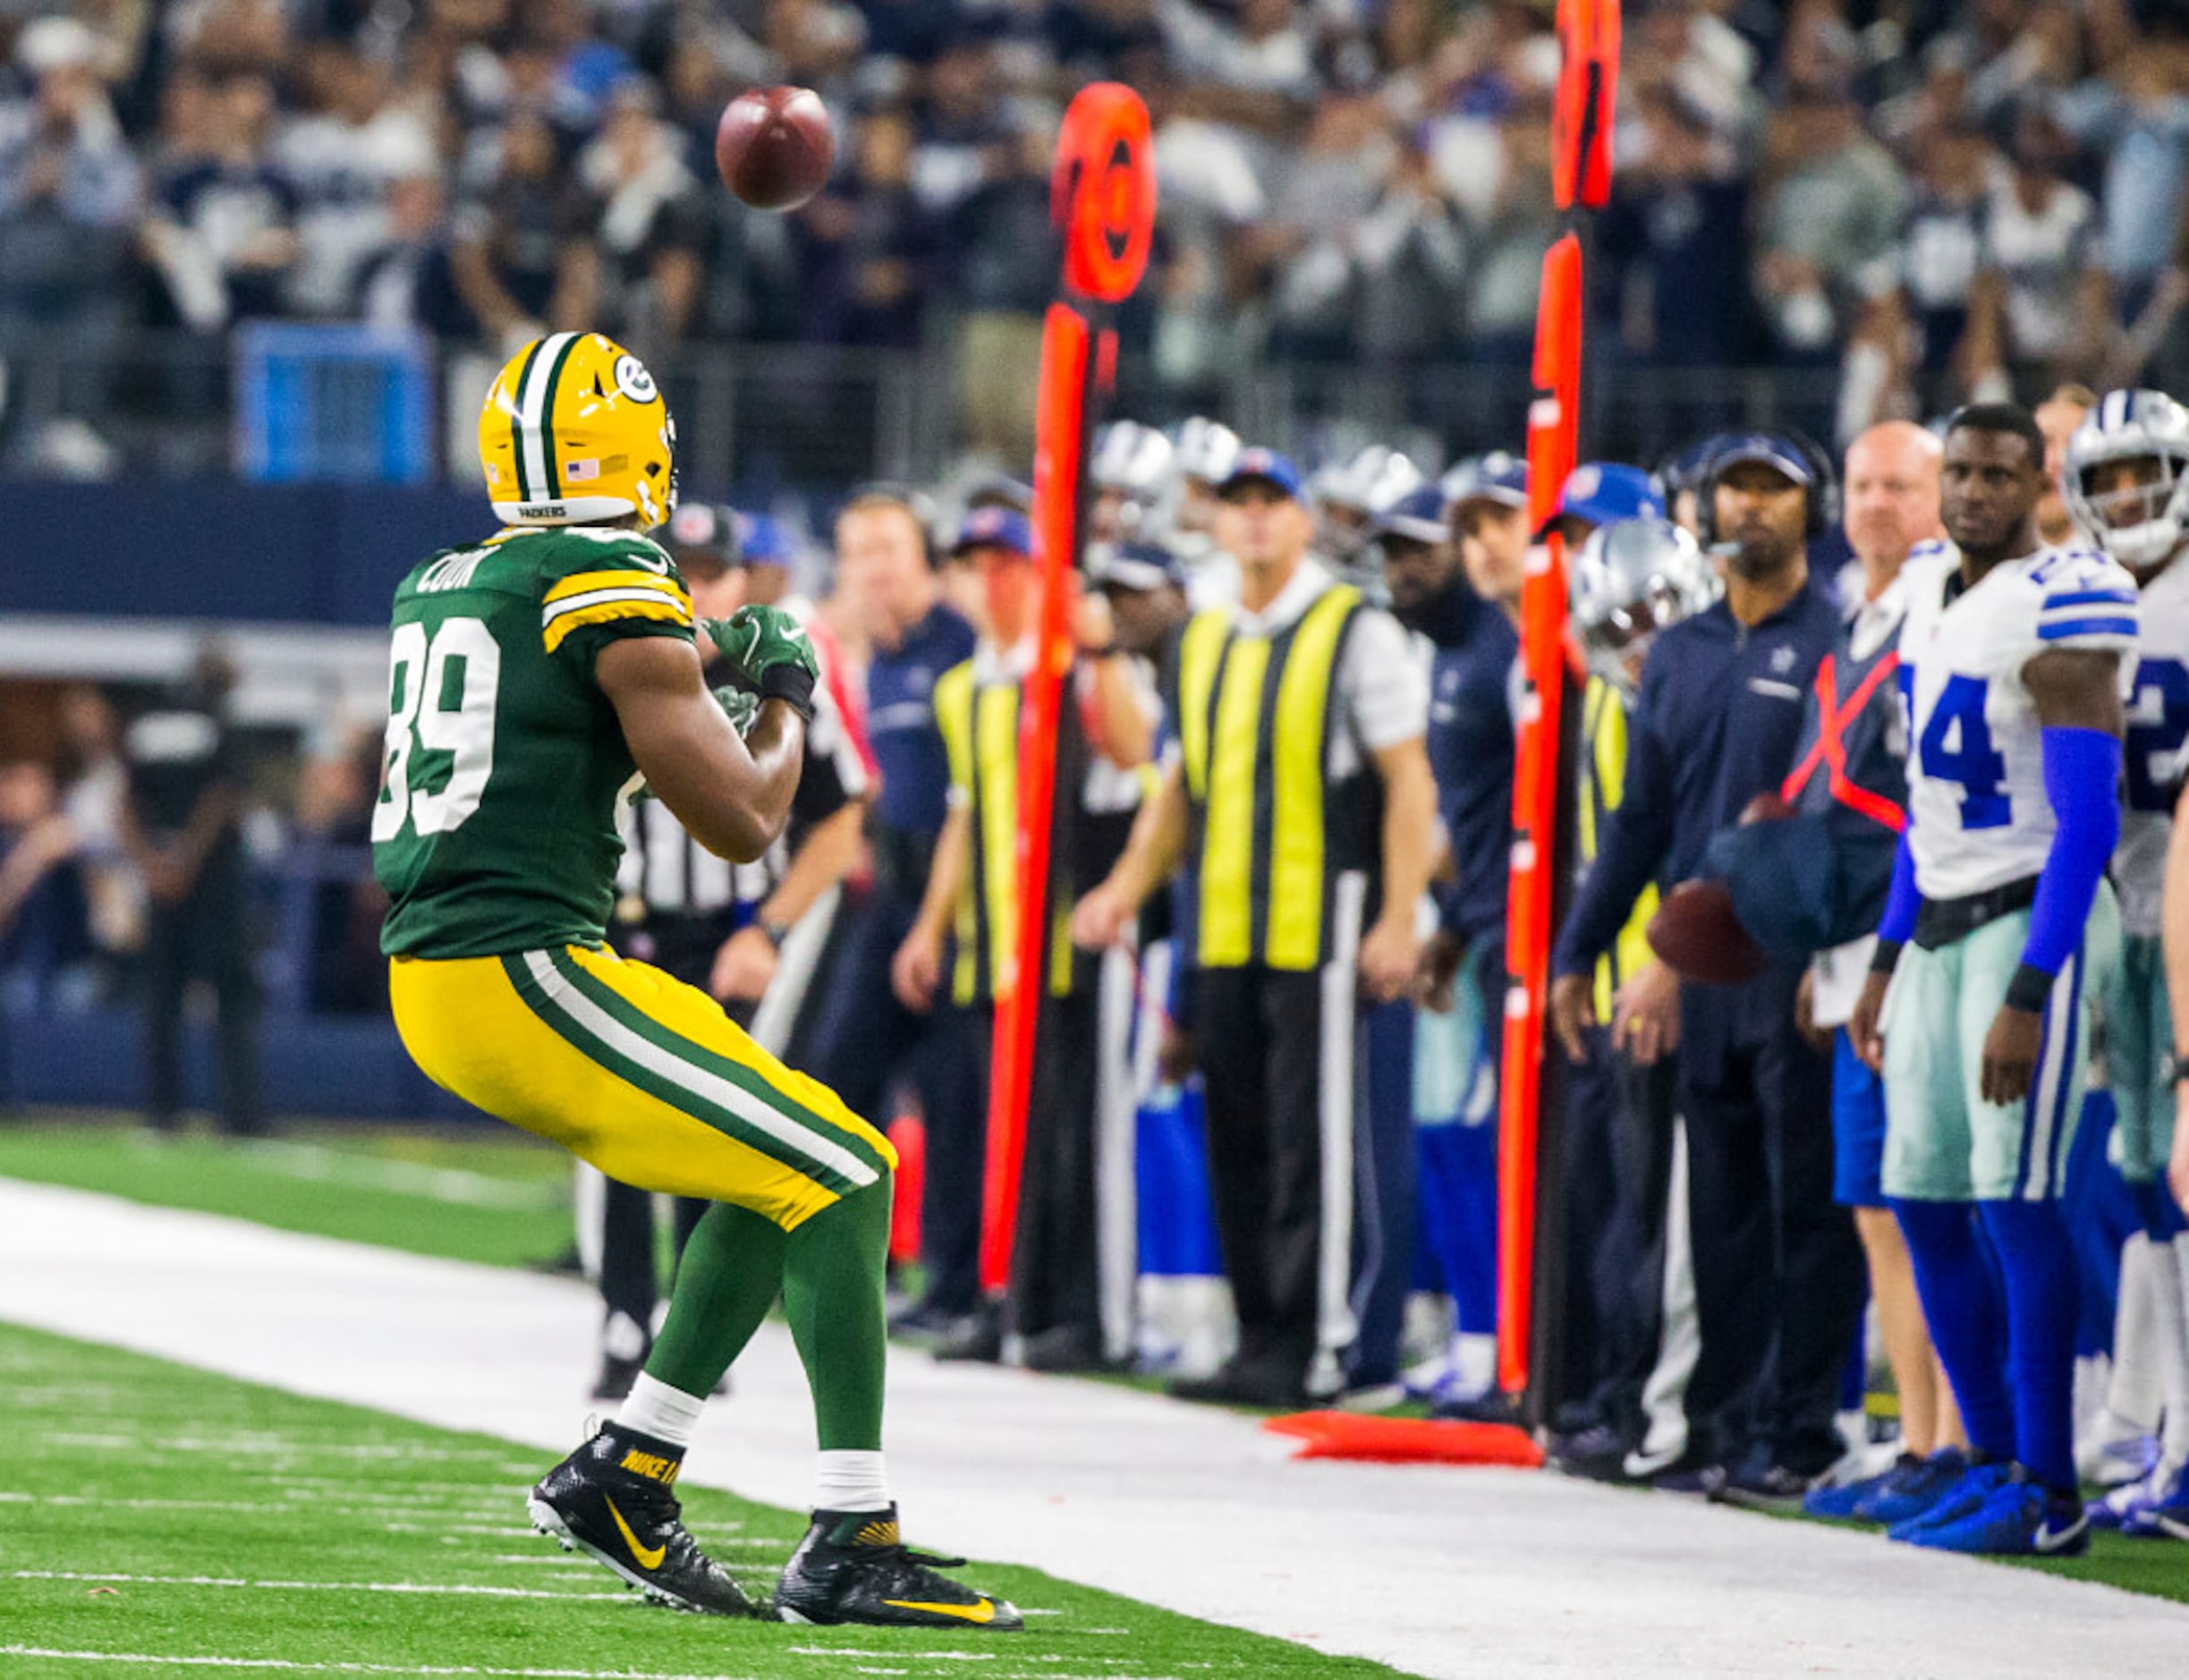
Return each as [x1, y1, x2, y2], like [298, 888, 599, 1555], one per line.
[1549, 434, 1867, 1500]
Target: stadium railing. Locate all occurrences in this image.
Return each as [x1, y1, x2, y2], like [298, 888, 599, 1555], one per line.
[0, 329, 1850, 489]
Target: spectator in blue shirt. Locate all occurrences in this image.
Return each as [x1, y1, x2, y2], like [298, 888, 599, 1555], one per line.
[802, 488, 985, 1334]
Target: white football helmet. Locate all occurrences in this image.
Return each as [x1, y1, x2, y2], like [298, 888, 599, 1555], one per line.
[2065, 388, 2189, 576]
[1173, 416, 1241, 488]
[1571, 517, 1721, 689]
[1313, 445, 1424, 565]
[1090, 420, 1175, 498]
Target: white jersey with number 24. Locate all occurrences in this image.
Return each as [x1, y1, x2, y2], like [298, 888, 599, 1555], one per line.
[1898, 540, 2138, 903]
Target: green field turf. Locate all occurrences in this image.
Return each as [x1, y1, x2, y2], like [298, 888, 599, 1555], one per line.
[0, 1116, 574, 1268]
[0, 1321, 1404, 1679]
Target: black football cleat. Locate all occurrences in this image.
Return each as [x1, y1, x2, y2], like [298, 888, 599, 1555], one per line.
[772, 1506, 1022, 1631]
[527, 1425, 755, 1616]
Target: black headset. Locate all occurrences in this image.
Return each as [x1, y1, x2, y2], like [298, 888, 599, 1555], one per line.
[1693, 428, 1839, 545]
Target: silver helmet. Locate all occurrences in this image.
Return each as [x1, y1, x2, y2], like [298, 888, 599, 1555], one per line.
[1313, 445, 1424, 565]
[1571, 517, 1720, 686]
[1172, 416, 1241, 488]
[2064, 388, 2189, 576]
[1090, 420, 1175, 497]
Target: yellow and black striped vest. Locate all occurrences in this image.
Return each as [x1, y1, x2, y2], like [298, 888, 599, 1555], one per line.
[934, 659, 1079, 1010]
[1175, 582, 1378, 972]
[1579, 675, 1660, 1022]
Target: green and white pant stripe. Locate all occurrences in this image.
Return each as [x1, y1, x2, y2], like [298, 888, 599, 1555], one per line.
[505, 946, 887, 1196]
[1881, 886, 2122, 1203]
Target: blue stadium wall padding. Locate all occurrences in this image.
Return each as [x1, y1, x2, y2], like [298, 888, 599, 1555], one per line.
[0, 483, 485, 627]
[0, 1004, 477, 1122]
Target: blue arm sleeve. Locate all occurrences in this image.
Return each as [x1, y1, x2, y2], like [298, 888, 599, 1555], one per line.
[1876, 829, 1921, 946]
[2007, 725, 2122, 1006]
[1553, 683, 1677, 977]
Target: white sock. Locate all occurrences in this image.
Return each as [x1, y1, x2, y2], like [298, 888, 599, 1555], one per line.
[1454, 1332, 1498, 1396]
[617, 1373, 707, 1447]
[2160, 1236, 2189, 1463]
[813, 1450, 891, 1514]
[2106, 1235, 2164, 1432]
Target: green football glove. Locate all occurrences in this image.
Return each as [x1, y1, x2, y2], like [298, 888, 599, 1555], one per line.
[711, 683, 761, 739]
[700, 607, 819, 719]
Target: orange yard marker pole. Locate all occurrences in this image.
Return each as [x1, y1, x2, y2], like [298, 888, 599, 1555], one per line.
[979, 86, 1156, 1295]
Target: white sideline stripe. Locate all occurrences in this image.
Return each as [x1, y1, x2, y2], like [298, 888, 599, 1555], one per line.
[11, 1571, 625, 1602]
[521, 952, 878, 1187]
[236, 1141, 556, 1210]
[0, 1650, 764, 1679]
[513, 331, 575, 496]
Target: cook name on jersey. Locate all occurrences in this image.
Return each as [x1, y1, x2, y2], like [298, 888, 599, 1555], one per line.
[1897, 539, 2139, 903]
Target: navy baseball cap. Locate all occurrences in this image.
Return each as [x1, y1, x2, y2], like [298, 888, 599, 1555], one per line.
[733, 511, 793, 568]
[664, 502, 742, 564]
[1372, 485, 1451, 545]
[1089, 540, 1183, 593]
[1707, 433, 1814, 487]
[1557, 462, 1664, 529]
[1218, 447, 1305, 501]
[949, 505, 1033, 557]
[1443, 451, 1531, 512]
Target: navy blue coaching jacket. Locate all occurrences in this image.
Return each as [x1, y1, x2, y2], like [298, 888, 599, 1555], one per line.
[1552, 570, 1844, 1071]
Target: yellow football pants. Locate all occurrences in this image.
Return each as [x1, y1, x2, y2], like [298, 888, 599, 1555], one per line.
[389, 944, 895, 1231]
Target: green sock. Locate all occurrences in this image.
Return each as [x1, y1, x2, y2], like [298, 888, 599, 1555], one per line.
[643, 1200, 785, 1396]
[782, 1175, 892, 1451]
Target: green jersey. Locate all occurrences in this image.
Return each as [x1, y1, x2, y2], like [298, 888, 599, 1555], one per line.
[373, 524, 696, 958]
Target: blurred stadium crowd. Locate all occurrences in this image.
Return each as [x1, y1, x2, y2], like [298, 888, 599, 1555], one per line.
[15, 0, 2189, 473]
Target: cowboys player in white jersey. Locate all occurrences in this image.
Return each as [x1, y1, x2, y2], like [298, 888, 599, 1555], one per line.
[2063, 390, 2189, 1537]
[1850, 404, 2134, 1555]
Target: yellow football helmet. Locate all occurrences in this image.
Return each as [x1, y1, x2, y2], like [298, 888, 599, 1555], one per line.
[478, 332, 677, 529]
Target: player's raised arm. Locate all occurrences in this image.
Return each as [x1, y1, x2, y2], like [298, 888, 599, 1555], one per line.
[597, 633, 805, 865]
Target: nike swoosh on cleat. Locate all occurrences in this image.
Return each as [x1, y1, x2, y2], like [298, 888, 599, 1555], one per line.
[884, 1598, 996, 1624]
[2034, 1516, 2088, 1555]
[606, 1498, 666, 1570]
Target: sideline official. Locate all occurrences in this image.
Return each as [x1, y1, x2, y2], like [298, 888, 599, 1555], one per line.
[1075, 449, 1437, 1407]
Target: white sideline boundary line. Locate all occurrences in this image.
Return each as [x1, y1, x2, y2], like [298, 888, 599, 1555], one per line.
[4, 1179, 2189, 1679]
[11, 1570, 629, 1601]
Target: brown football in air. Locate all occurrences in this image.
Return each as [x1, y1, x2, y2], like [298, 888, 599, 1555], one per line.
[1647, 879, 1769, 986]
[1740, 791, 1793, 826]
[716, 86, 834, 211]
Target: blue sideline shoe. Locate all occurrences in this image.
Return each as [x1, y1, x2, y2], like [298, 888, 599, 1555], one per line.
[1899, 1469, 2089, 1557]
[1855, 1447, 1972, 1525]
[1805, 1456, 1907, 1519]
[1885, 1459, 2008, 1542]
[2122, 1460, 2189, 1540]
[2088, 1456, 2170, 1532]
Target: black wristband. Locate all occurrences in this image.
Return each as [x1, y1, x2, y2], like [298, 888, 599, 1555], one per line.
[1870, 938, 1904, 976]
[758, 661, 817, 721]
[2003, 962, 2055, 1014]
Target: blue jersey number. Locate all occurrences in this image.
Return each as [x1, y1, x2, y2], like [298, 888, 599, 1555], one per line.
[1918, 674, 2011, 829]
[2126, 658, 2189, 813]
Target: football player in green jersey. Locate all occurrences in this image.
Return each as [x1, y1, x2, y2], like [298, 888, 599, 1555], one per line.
[374, 331, 1019, 1631]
